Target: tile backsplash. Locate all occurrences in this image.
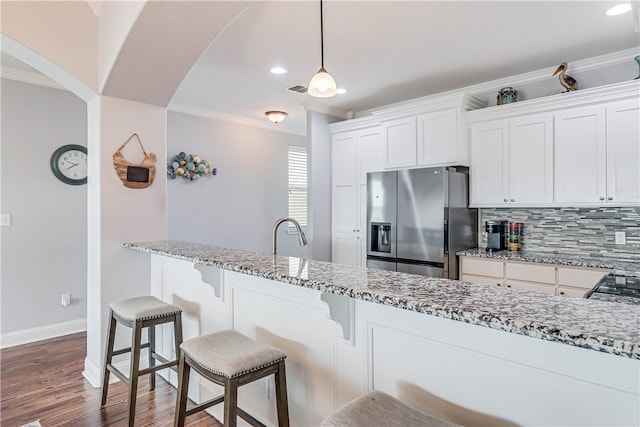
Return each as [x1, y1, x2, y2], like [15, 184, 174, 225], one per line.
[481, 207, 640, 261]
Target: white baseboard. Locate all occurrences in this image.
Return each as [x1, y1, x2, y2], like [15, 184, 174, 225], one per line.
[0, 318, 87, 349]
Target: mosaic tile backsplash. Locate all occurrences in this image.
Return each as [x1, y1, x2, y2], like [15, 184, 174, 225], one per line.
[481, 207, 640, 261]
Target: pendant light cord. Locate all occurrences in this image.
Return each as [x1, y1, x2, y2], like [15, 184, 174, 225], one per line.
[320, 0, 325, 69]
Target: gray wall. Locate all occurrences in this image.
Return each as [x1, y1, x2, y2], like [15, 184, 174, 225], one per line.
[1, 78, 87, 334]
[167, 111, 310, 257]
[481, 207, 640, 261]
[307, 110, 340, 262]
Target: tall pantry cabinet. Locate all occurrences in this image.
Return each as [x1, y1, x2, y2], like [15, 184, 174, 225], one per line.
[331, 123, 383, 267]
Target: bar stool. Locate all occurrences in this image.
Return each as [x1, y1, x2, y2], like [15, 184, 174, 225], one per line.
[100, 295, 183, 427]
[174, 329, 289, 427]
[321, 390, 460, 427]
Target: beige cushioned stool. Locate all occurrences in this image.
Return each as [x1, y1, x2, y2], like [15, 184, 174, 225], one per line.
[321, 390, 459, 427]
[100, 296, 183, 427]
[175, 329, 289, 427]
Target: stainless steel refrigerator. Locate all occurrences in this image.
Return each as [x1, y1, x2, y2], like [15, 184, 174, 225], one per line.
[366, 167, 477, 279]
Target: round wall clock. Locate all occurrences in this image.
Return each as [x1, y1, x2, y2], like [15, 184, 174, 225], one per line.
[50, 144, 88, 185]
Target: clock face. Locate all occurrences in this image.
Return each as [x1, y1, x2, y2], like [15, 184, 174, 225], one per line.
[51, 144, 88, 185]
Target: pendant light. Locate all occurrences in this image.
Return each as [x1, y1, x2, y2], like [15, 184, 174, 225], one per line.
[308, 0, 337, 98]
[265, 111, 288, 124]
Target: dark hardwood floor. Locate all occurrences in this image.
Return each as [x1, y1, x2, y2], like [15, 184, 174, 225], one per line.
[0, 332, 222, 426]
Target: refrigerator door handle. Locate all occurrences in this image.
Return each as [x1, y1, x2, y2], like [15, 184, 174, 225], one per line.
[443, 219, 449, 254]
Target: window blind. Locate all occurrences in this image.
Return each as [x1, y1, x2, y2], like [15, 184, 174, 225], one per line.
[288, 145, 307, 229]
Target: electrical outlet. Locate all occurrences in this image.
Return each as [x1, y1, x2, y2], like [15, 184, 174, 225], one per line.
[0, 214, 10, 226]
[61, 293, 71, 307]
[615, 231, 626, 245]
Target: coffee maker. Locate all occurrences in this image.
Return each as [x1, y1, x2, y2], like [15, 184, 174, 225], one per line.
[485, 221, 507, 252]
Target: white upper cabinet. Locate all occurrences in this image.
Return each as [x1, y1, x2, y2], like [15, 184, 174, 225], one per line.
[605, 99, 640, 205]
[470, 114, 553, 207]
[382, 107, 471, 169]
[509, 114, 554, 204]
[554, 105, 606, 204]
[381, 116, 417, 168]
[469, 80, 639, 207]
[376, 92, 482, 170]
[554, 99, 639, 206]
[470, 120, 509, 205]
[417, 108, 461, 166]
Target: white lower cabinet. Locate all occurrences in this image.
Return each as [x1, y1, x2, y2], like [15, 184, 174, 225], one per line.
[460, 256, 610, 298]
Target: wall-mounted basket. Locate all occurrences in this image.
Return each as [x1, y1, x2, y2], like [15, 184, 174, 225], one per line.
[113, 133, 156, 189]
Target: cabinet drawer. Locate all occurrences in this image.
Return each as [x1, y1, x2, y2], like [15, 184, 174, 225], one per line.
[505, 279, 556, 295]
[557, 267, 610, 290]
[557, 287, 587, 298]
[461, 274, 503, 287]
[460, 257, 504, 278]
[505, 262, 555, 284]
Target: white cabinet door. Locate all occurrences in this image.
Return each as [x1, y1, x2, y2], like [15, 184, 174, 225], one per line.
[554, 106, 606, 204]
[470, 120, 509, 206]
[417, 108, 458, 166]
[357, 130, 383, 266]
[382, 116, 416, 168]
[332, 127, 382, 268]
[509, 114, 554, 204]
[606, 99, 640, 204]
[332, 133, 358, 235]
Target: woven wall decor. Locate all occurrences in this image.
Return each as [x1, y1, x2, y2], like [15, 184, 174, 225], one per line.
[113, 133, 156, 189]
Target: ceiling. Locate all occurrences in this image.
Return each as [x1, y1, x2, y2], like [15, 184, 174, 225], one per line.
[3, 1, 639, 135]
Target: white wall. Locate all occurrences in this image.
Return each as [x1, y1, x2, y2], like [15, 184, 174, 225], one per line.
[167, 111, 309, 258]
[0, 78, 87, 334]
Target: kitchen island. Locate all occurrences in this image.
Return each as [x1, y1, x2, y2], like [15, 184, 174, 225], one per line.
[125, 240, 639, 426]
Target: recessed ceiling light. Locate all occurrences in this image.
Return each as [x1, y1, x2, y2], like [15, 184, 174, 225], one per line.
[337, 88, 347, 94]
[270, 67, 288, 74]
[605, 3, 632, 16]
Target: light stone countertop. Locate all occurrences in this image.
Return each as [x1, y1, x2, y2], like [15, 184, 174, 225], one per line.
[125, 240, 639, 359]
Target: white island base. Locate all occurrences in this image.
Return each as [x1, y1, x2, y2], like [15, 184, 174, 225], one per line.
[149, 255, 639, 426]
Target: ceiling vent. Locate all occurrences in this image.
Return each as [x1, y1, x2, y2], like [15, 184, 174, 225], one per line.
[287, 84, 308, 94]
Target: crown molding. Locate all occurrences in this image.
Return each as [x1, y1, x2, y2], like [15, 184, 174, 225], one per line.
[328, 114, 381, 133]
[1, 65, 65, 90]
[464, 47, 640, 97]
[468, 79, 640, 123]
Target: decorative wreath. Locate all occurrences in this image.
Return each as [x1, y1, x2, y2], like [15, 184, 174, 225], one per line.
[167, 152, 217, 181]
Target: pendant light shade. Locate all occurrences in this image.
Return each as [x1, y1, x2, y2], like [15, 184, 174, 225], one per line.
[265, 111, 288, 124]
[308, 0, 337, 98]
[308, 67, 337, 98]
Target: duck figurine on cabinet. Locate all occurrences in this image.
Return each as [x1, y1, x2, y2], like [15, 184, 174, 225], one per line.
[552, 62, 579, 92]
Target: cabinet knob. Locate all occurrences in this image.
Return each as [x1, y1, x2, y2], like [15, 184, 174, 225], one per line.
[504, 199, 508, 202]
[510, 199, 515, 202]
[353, 229, 357, 232]
[607, 196, 613, 201]
[506, 284, 512, 288]
[600, 196, 605, 201]
[560, 290, 565, 296]
[496, 283, 501, 287]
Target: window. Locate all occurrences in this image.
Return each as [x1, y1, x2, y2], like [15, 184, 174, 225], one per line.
[288, 145, 307, 230]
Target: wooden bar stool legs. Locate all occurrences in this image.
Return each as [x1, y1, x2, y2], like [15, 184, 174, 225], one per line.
[174, 330, 289, 427]
[100, 296, 183, 427]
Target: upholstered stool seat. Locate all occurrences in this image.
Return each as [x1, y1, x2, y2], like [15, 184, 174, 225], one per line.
[321, 390, 460, 427]
[175, 330, 289, 427]
[101, 296, 183, 427]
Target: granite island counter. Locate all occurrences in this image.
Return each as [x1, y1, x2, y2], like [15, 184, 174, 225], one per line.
[125, 240, 639, 426]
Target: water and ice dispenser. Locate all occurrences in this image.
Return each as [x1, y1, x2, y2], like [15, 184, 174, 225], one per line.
[370, 222, 392, 253]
